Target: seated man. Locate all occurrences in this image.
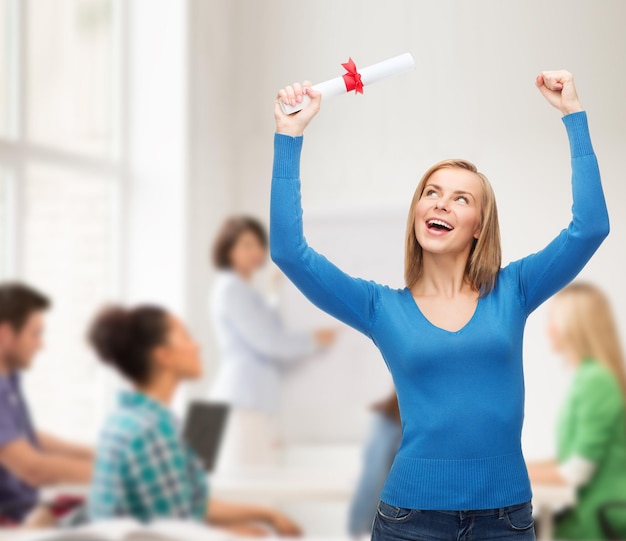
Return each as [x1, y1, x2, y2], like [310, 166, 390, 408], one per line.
[0, 283, 93, 525]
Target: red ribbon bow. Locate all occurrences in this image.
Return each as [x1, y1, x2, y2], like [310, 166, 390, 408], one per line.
[342, 57, 364, 94]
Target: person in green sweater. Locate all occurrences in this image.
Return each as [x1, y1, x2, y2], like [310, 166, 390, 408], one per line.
[528, 282, 626, 539]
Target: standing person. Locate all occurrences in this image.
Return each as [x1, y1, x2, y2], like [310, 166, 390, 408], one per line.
[210, 216, 336, 469]
[270, 71, 608, 540]
[88, 304, 302, 536]
[348, 391, 402, 538]
[0, 283, 93, 526]
[528, 282, 626, 540]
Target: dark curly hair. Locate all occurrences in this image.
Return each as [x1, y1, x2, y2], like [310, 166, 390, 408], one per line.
[88, 305, 169, 385]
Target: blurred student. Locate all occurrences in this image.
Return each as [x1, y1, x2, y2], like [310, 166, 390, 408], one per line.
[348, 391, 402, 538]
[0, 283, 93, 526]
[87, 304, 302, 536]
[528, 282, 626, 540]
[209, 216, 336, 469]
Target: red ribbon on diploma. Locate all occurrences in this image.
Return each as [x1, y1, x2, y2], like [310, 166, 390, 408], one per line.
[342, 57, 364, 94]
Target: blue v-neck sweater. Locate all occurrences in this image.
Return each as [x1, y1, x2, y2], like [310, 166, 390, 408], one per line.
[270, 112, 609, 510]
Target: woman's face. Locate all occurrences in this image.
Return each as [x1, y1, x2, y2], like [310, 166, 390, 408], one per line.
[413, 168, 483, 257]
[157, 316, 203, 381]
[229, 230, 267, 277]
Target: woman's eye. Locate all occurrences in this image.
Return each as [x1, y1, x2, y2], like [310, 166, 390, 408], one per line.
[426, 189, 438, 197]
[456, 196, 468, 204]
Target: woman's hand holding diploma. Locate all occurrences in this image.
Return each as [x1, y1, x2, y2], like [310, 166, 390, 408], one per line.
[274, 81, 321, 137]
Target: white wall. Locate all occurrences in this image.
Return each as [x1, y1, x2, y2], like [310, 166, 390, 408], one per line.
[182, 0, 239, 404]
[186, 0, 626, 459]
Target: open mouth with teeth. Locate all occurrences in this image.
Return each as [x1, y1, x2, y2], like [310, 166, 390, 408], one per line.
[426, 219, 454, 232]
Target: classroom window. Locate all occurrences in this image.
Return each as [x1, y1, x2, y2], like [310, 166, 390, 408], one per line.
[0, 0, 121, 442]
[0, 0, 9, 136]
[26, 0, 114, 156]
[0, 169, 12, 276]
[21, 165, 119, 439]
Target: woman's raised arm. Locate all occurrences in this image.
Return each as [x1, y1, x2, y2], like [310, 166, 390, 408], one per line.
[270, 83, 381, 337]
[513, 72, 609, 313]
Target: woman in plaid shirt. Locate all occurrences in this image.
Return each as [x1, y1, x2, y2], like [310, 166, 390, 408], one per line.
[87, 304, 301, 536]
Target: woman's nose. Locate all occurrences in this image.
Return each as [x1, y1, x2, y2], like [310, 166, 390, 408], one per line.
[435, 198, 449, 211]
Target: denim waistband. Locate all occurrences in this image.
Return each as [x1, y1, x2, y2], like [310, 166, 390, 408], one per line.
[432, 500, 531, 519]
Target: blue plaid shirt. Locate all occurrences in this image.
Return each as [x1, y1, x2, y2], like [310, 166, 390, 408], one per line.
[88, 391, 208, 522]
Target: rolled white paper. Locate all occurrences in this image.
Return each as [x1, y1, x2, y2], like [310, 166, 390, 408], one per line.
[280, 53, 415, 115]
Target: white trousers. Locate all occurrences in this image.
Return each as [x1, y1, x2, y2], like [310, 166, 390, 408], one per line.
[216, 408, 282, 472]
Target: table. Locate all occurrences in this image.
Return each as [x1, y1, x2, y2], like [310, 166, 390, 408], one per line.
[531, 483, 577, 540]
[211, 469, 575, 540]
[39, 472, 576, 540]
[210, 468, 356, 502]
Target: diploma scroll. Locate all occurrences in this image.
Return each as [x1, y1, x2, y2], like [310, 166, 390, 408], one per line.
[279, 53, 415, 115]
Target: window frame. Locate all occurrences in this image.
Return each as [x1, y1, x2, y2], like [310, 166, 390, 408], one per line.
[0, 0, 125, 286]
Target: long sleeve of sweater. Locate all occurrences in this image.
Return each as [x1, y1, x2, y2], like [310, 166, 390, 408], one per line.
[512, 111, 609, 314]
[270, 134, 381, 337]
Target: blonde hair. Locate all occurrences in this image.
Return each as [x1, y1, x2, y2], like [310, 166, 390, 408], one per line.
[404, 159, 501, 296]
[552, 282, 626, 397]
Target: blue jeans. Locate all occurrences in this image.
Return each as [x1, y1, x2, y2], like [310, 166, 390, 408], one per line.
[372, 500, 536, 541]
[347, 412, 402, 537]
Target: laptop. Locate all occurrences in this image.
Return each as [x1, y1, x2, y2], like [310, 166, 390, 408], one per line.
[182, 401, 230, 472]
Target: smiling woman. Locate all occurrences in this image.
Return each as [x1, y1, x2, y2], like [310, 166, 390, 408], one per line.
[270, 71, 609, 541]
[406, 159, 501, 298]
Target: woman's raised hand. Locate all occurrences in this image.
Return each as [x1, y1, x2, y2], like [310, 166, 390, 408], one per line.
[314, 327, 339, 348]
[274, 81, 321, 137]
[536, 70, 583, 116]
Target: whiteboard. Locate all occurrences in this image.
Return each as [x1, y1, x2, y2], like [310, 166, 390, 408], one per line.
[277, 206, 407, 444]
